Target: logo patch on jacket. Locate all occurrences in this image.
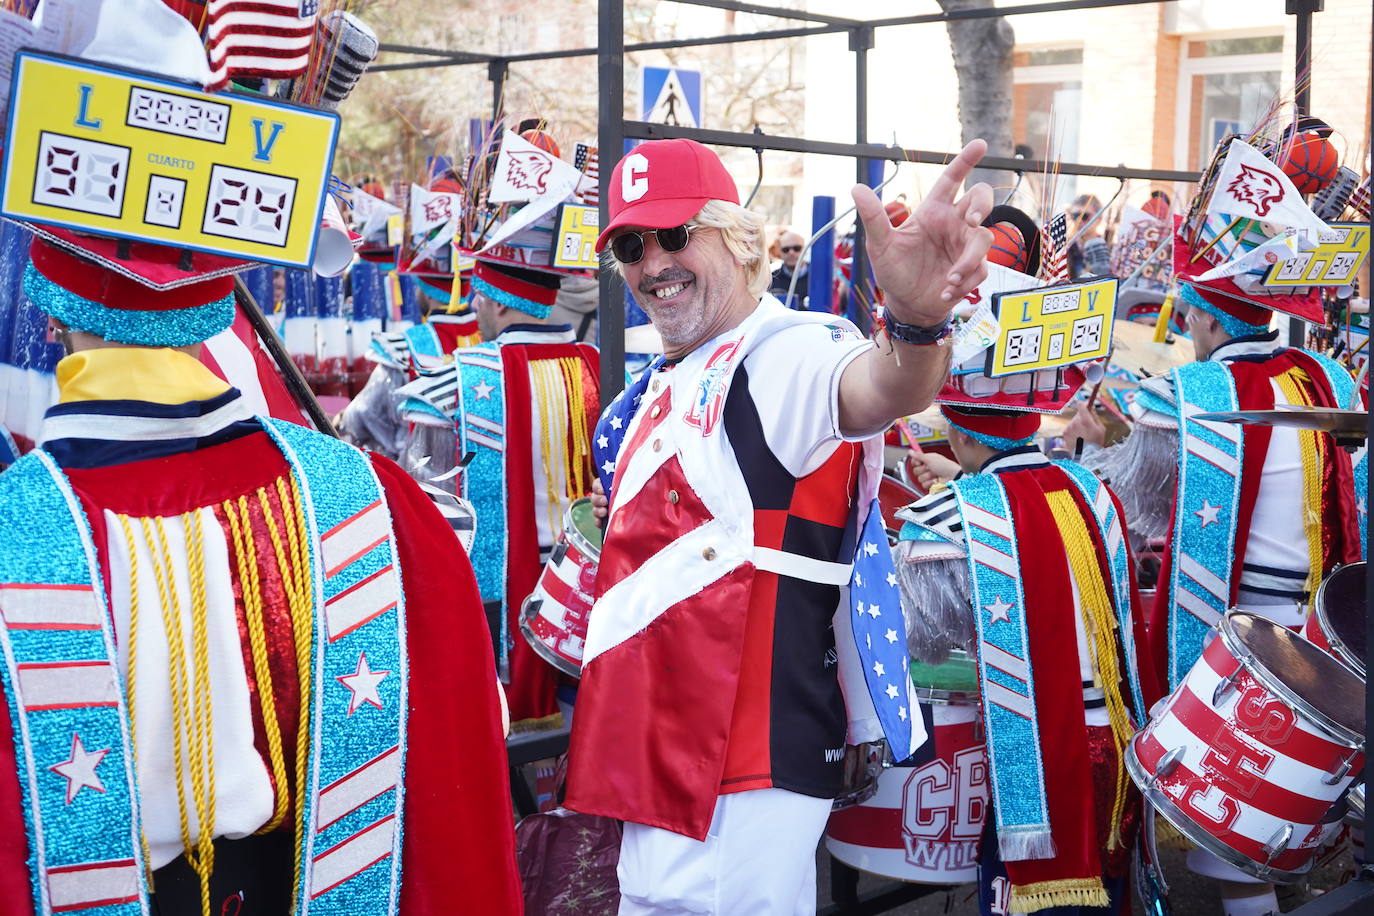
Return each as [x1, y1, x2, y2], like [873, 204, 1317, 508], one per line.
[683, 340, 740, 436]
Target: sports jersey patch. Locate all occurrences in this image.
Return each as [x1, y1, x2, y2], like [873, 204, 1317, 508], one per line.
[683, 339, 741, 436]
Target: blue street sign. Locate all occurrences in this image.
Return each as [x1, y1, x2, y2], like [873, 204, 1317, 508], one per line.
[641, 67, 702, 128]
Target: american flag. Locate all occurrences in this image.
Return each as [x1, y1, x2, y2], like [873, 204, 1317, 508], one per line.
[575, 143, 600, 207]
[592, 360, 661, 496]
[1040, 212, 1069, 283]
[849, 499, 923, 762]
[1350, 174, 1372, 220]
[206, 0, 317, 92]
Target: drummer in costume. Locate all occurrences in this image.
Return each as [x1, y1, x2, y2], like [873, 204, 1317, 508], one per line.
[567, 137, 996, 914]
[0, 12, 520, 916]
[893, 210, 1161, 916]
[398, 258, 598, 726]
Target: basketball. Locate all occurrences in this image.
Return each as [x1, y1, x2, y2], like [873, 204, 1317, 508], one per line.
[884, 199, 911, 227]
[988, 222, 1028, 272]
[521, 129, 562, 159]
[1277, 134, 1339, 195]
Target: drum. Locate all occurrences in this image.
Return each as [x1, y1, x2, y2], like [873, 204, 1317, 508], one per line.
[1304, 562, 1366, 677]
[831, 743, 886, 811]
[519, 498, 602, 678]
[1127, 611, 1366, 881]
[825, 657, 989, 885]
[878, 474, 921, 542]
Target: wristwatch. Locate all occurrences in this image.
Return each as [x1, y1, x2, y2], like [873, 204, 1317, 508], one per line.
[883, 313, 953, 346]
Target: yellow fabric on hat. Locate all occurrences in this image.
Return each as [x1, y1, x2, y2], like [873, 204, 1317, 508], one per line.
[56, 347, 229, 404]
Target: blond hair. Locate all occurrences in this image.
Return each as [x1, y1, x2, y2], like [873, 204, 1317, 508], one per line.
[603, 199, 770, 299]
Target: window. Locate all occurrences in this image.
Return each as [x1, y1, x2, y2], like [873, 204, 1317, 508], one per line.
[1013, 46, 1083, 212]
[1176, 34, 1283, 169]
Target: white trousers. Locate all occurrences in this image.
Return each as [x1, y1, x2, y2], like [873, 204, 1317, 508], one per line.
[617, 788, 832, 915]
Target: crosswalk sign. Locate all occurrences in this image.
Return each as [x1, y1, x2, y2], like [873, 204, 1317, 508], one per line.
[641, 67, 702, 129]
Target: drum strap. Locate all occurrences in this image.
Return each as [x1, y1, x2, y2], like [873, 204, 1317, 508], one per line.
[1167, 361, 1243, 690]
[752, 545, 852, 585]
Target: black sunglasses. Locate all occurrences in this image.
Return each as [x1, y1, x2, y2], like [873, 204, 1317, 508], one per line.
[780, 245, 802, 253]
[610, 224, 694, 264]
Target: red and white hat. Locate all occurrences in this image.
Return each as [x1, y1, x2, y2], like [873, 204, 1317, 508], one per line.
[472, 258, 561, 319]
[1171, 218, 1323, 325]
[594, 139, 740, 251]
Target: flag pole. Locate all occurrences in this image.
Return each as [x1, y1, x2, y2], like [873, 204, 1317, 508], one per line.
[233, 276, 338, 436]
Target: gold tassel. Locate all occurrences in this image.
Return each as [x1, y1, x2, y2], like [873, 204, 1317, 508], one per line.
[1045, 489, 1134, 851]
[1274, 367, 1325, 597]
[1011, 877, 1111, 914]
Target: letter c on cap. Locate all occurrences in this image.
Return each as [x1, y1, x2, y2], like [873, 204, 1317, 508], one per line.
[622, 153, 649, 202]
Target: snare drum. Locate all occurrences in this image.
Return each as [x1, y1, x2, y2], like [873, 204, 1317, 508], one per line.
[519, 499, 602, 678]
[825, 655, 989, 885]
[1305, 562, 1366, 677]
[1127, 611, 1366, 882]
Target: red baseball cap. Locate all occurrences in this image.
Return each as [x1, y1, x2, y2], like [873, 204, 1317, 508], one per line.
[595, 139, 740, 252]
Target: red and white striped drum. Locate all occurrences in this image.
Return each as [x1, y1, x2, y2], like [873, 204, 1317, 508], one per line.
[825, 653, 989, 884]
[519, 498, 602, 678]
[1127, 611, 1366, 881]
[1303, 562, 1366, 677]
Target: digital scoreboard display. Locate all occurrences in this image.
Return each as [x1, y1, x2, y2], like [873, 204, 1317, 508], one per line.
[986, 276, 1118, 377]
[1, 52, 338, 268]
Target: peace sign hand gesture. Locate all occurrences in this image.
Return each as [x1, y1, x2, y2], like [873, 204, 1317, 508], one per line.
[852, 140, 996, 328]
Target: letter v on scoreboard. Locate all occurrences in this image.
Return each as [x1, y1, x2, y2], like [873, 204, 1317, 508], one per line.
[0, 52, 339, 269]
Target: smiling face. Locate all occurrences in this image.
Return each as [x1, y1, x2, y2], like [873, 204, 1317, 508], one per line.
[616, 222, 756, 358]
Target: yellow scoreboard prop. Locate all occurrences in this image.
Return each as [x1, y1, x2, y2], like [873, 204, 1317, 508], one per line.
[987, 277, 1118, 377]
[551, 203, 599, 270]
[1262, 223, 1369, 288]
[1, 52, 339, 269]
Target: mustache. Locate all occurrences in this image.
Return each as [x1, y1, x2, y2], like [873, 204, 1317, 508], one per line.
[638, 268, 694, 295]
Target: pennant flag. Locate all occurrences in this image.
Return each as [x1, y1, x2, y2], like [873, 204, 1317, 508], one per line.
[488, 130, 582, 204]
[1040, 213, 1069, 283]
[1209, 138, 1329, 234]
[409, 184, 461, 236]
[351, 187, 402, 239]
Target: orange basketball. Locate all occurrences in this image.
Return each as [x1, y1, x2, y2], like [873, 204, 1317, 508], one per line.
[521, 129, 562, 159]
[884, 200, 911, 227]
[1278, 134, 1339, 195]
[988, 222, 1028, 271]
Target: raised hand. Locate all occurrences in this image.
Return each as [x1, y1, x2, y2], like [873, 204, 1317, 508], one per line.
[852, 140, 995, 327]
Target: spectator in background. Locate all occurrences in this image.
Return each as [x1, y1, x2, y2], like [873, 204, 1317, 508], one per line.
[1067, 193, 1112, 278]
[769, 229, 809, 308]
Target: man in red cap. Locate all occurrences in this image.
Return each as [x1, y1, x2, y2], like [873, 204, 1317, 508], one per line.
[398, 256, 599, 728]
[0, 227, 522, 916]
[566, 136, 994, 913]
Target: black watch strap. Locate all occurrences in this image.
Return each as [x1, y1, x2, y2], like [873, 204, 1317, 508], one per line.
[883, 313, 953, 346]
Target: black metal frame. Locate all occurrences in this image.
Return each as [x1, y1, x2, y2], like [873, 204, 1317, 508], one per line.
[371, 2, 1372, 911]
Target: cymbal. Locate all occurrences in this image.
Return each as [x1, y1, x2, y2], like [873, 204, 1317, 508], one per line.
[1194, 407, 1369, 439]
[1108, 319, 1192, 378]
[624, 322, 665, 354]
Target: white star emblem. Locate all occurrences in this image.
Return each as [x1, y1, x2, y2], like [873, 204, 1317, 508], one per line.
[863, 542, 879, 557]
[898, 705, 907, 721]
[884, 628, 898, 644]
[50, 734, 107, 804]
[597, 434, 609, 449]
[886, 572, 898, 588]
[854, 573, 863, 587]
[601, 460, 615, 475]
[471, 380, 494, 401]
[1194, 501, 1222, 528]
[609, 416, 623, 430]
[885, 683, 899, 700]
[336, 652, 389, 715]
[866, 602, 882, 618]
[984, 597, 1013, 624]
[873, 660, 885, 677]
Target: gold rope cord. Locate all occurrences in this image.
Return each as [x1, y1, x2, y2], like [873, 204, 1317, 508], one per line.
[1274, 367, 1325, 596]
[182, 511, 218, 916]
[264, 476, 315, 903]
[558, 357, 591, 499]
[530, 359, 570, 538]
[1045, 489, 1133, 852]
[222, 497, 290, 832]
[113, 514, 155, 887]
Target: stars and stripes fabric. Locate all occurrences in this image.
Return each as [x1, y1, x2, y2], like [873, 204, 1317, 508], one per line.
[1040, 213, 1069, 283]
[848, 499, 922, 762]
[206, 0, 318, 92]
[592, 360, 661, 496]
[1349, 173, 1372, 220]
[575, 144, 600, 207]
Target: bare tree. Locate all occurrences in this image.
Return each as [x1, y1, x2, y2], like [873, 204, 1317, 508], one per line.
[937, 0, 1015, 190]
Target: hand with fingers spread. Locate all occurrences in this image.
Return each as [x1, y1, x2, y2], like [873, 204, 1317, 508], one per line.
[852, 140, 996, 327]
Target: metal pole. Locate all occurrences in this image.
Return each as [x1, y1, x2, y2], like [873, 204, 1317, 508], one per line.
[598, 0, 626, 410]
[1286, 0, 1323, 347]
[488, 59, 508, 124]
[849, 26, 874, 336]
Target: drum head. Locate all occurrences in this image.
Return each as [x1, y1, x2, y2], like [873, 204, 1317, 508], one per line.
[566, 498, 604, 554]
[1227, 612, 1365, 744]
[1316, 562, 1366, 673]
